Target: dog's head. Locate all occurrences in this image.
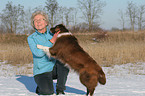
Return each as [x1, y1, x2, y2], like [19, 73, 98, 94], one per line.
[50, 24, 69, 34]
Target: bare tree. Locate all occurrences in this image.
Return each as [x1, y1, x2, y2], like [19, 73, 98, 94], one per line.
[45, 0, 58, 27]
[57, 7, 77, 28]
[0, 13, 10, 33]
[78, 0, 105, 31]
[20, 8, 33, 34]
[57, 7, 65, 24]
[71, 8, 78, 30]
[118, 9, 126, 31]
[126, 1, 138, 31]
[73, 8, 78, 26]
[137, 5, 145, 30]
[64, 7, 74, 27]
[0, 2, 24, 34]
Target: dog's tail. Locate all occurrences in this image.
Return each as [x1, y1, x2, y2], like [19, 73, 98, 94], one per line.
[98, 70, 106, 85]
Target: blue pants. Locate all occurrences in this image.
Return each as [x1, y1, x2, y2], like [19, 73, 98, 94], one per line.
[34, 60, 69, 95]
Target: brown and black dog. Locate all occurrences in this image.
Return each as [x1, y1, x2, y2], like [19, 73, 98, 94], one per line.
[37, 24, 106, 96]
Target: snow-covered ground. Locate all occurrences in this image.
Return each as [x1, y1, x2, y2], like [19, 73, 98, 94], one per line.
[0, 61, 145, 96]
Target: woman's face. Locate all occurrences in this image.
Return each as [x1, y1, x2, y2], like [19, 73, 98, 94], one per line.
[33, 14, 47, 32]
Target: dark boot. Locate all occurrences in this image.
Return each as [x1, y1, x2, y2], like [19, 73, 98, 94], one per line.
[56, 89, 65, 95]
[36, 86, 39, 94]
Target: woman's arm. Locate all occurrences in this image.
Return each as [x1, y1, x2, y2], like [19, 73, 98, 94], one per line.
[27, 36, 46, 57]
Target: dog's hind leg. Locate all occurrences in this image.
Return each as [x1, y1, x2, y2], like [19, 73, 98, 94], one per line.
[98, 69, 106, 85]
[89, 88, 95, 96]
[86, 88, 89, 96]
[86, 88, 95, 96]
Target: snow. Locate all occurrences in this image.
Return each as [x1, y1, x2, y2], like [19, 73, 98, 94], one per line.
[0, 61, 145, 96]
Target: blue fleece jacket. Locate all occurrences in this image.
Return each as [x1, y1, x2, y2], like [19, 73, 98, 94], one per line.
[27, 27, 56, 76]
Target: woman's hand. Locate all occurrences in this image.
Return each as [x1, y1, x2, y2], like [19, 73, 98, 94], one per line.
[49, 31, 60, 43]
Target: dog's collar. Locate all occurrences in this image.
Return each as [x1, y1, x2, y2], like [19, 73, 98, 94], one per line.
[57, 32, 72, 38]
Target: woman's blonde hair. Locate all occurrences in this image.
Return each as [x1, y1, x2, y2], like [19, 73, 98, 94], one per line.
[31, 10, 49, 29]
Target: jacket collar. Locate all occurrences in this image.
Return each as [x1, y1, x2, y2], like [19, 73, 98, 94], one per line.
[35, 27, 50, 35]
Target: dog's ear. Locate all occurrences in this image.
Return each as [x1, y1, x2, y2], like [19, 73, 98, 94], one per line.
[54, 24, 69, 33]
[50, 27, 56, 34]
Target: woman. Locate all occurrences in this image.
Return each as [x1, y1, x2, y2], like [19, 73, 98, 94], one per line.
[27, 11, 69, 95]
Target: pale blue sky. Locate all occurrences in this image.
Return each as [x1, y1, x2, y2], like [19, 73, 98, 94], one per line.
[0, 0, 145, 30]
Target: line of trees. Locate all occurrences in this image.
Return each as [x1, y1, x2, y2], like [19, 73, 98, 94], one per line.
[118, 1, 145, 31]
[1, 1, 145, 34]
[0, 0, 105, 34]
[0, 2, 25, 34]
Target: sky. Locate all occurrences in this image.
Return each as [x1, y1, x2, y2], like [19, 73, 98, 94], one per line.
[0, 0, 145, 30]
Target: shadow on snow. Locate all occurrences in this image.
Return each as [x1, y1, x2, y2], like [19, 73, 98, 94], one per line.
[16, 75, 85, 95]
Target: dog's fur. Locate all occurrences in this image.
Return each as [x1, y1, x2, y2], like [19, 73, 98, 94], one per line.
[37, 24, 106, 96]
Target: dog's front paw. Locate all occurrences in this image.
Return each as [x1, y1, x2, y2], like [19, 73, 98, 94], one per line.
[37, 45, 44, 49]
[37, 45, 51, 57]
